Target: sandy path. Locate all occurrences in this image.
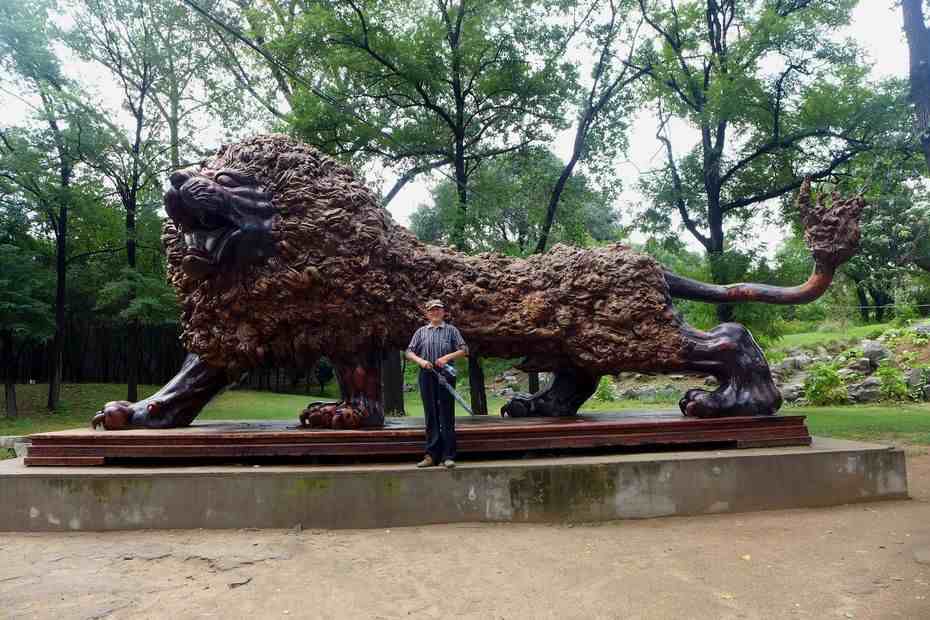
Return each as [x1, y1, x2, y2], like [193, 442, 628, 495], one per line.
[2, 453, 929, 619]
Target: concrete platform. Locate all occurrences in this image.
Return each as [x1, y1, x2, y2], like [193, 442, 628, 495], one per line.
[0, 438, 907, 531]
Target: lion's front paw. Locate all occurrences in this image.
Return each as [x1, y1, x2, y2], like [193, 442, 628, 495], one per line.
[92, 401, 137, 430]
[299, 402, 366, 429]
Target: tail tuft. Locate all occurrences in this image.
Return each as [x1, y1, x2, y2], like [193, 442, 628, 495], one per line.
[799, 178, 866, 270]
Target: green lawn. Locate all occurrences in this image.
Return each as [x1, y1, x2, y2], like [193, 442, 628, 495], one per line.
[772, 322, 892, 351]
[4, 384, 930, 454]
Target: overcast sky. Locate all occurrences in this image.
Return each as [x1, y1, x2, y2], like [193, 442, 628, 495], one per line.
[2, 1, 912, 255]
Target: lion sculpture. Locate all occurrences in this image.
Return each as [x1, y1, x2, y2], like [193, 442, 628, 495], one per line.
[93, 134, 864, 430]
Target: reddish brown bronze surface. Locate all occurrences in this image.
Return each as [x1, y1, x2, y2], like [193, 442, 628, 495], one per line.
[27, 412, 811, 466]
[92, 135, 863, 431]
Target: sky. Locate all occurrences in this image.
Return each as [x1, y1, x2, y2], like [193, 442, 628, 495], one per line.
[1, 1, 913, 256]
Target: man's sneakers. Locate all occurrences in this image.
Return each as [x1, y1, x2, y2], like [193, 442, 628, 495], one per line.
[415, 455, 457, 468]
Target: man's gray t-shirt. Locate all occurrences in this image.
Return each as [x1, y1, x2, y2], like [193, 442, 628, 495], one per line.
[407, 323, 468, 367]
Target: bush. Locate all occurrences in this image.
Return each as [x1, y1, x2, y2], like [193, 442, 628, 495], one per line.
[595, 376, 616, 401]
[803, 363, 848, 405]
[876, 365, 908, 401]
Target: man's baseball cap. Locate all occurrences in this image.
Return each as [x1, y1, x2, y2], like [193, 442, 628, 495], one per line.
[424, 299, 445, 310]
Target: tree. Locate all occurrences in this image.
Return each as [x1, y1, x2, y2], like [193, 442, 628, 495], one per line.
[0, 0, 95, 409]
[411, 147, 622, 254]
[903, 0, 930, 173]
[0, 244, 54, 417]
[535, 0, 649, 253]
[285, 0, 574, 219]
[69, 0, 170, 402]
[637, 0, 900, 320]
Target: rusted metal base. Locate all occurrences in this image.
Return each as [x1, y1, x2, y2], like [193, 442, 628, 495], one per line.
[24, 411, 810, 466]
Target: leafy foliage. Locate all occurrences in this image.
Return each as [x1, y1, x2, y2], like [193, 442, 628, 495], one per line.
[803, 363, 848, 406]
[876, 364, 909, 401]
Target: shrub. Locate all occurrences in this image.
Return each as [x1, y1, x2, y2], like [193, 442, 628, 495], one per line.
[595, 376, 616, 401]
[876, 365, 908, 401]
[803, 363, 848, 405]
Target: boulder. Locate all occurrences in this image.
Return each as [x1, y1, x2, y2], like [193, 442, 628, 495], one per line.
[846, 357, 872, 374]
[848, 376, 882, 403]
[913, 323, 930, 337]
[860, 340, 891, 367]
[906, 367, 925, 390]
[780, 383, 804, 403]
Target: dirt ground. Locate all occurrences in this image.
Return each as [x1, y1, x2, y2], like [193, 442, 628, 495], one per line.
[2, 453, 930, 620]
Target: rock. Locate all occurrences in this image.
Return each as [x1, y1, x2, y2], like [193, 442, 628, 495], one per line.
[913, 323, 930, 337]
[846, 357, 872, 374]
[860, 340, 891, 367]
[780, 384, 804, 403]
[668, 374, 686, 380]
[815, 346, 830, 359]
[704, 376, 718, 387]
[848, 376, 882, 403]
[497, 387, 515, 398]
[906, 368, 925, 390]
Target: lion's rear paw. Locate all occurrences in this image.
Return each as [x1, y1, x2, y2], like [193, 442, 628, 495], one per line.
[679, 383, 781, 418]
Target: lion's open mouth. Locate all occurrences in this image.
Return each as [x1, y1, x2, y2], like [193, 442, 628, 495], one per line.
[180, 227, 241, 277]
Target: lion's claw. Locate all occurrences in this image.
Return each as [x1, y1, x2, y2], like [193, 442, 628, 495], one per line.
[92, 401, 135, 430]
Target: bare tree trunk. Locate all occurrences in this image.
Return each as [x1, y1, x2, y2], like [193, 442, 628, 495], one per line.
[468, 354, 488, 416]
[381, 349, 405, 415]
[903, 0, 930, 172]
[2, 331, 17, 418]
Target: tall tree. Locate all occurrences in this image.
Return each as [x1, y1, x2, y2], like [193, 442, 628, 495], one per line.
[903, 0, 930, 173]
[285, 0, 574, 218]
[0, 244, 54, 417]
[535, 0, 648, 253]
[637, 0, 898, 320]
[0, 0, 93, 409]
[69, 0, 167, 401]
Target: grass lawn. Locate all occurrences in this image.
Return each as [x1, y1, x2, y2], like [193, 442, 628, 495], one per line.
[4, 384, 930, 455]
[772, 322, 892, 352]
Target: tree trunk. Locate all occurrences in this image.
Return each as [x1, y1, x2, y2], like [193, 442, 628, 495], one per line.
[2, 331, 17, 418]
[854, 282, 871, 322]
[381, 349, 405, 416]
[528, 372, 540, 394]
[126, 203, 139, 403]
[903, 0, 930, 173]
[468, 354, 488, 415]
[47, 201, 66, 411]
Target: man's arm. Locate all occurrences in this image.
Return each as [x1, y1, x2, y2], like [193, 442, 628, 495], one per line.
[436, 327, 468, 367]
[405, 329, 433, 369]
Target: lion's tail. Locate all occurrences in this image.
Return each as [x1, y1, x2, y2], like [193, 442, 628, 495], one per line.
[665, 179, 866, 305]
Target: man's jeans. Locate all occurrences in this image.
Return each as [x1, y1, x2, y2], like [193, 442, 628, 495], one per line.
[419, 369, 456, 461]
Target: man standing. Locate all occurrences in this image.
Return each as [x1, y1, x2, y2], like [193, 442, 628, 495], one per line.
[405, 299, 468, 468]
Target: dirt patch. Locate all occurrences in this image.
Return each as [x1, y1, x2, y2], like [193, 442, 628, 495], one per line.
[2, 456, 929, 619]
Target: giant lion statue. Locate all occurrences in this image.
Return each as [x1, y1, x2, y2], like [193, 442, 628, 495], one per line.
[92, 134, 864, 430]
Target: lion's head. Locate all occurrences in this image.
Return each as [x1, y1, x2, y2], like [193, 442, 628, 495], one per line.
[162, 134, 401, 370]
